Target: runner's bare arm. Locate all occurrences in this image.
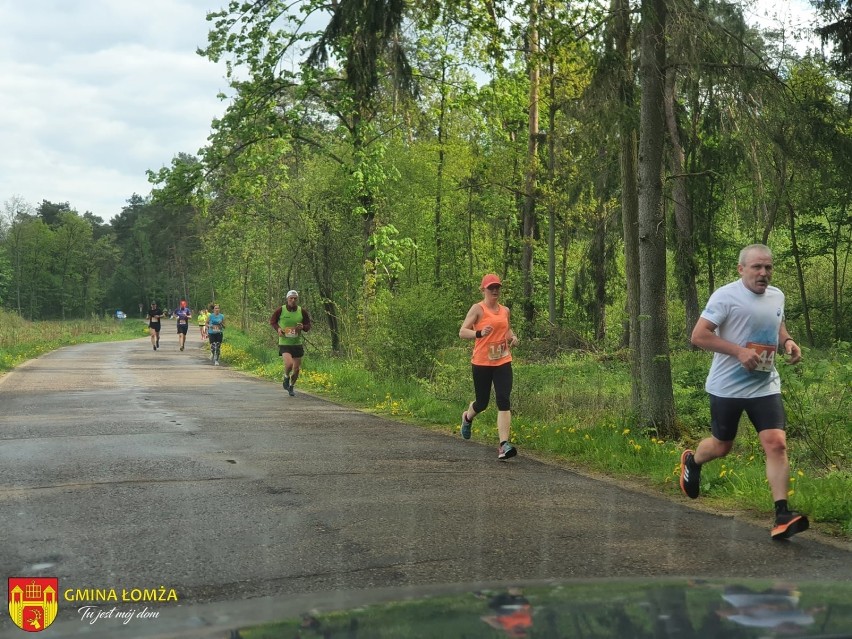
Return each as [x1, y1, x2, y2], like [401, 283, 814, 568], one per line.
[691, 317, 759, 370]
[459, 304, 485, 339]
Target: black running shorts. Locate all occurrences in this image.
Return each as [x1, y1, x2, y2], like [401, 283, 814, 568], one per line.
[278, 344, 305, 359]
[709, 393, 786, 442]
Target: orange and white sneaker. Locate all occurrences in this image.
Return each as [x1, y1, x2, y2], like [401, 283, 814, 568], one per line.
[771, 511, 809, 540]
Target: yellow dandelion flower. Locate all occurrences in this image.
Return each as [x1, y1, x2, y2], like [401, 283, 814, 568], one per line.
[622, 428, 630, 435]
[787, 489, 795, 497]
[797, 470, 804, 477]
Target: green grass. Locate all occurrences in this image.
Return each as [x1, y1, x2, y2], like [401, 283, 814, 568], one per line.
[0, 309, 147, 373]
[3, 312, 850, 538]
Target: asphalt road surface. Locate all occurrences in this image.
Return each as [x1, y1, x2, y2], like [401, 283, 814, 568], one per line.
[1, 335, 850, 638]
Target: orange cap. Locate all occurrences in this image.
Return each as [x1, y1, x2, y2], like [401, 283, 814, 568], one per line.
[480, 274, 501, 289]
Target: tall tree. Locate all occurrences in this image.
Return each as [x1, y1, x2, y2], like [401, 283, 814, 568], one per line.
[521, 0, 541, 326]
[638, 0, 677, 436]
[610, 0, 642, 409]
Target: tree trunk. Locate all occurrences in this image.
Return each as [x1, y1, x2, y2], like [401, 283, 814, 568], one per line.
[614, 0, 641, 411]
[761, 151, 786, 245]
[434, 62, 447, 283]
[521, 0, 540, 326]
[638, 0, 677, 437]
[352, 111, 376, 270]
[593, 211, 608, 342]
[830, 196, 848, 341]
[547, 57, 558, 324]
[787, 201, 815, 347]
[663, 67, 700, 346]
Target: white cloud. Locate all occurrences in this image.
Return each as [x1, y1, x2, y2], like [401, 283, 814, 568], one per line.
[0, 0, 230, 220]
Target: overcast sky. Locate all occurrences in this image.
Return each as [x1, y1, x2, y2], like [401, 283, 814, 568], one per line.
[0, 0, 229, 222]
[0, 1, 820, 223]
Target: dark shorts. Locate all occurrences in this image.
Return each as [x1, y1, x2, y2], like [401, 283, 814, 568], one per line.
[709, 394, 786, 442]
[177, 323, 189, 334]
[149, 322, 161, 332]
[209, 332, 223, 344]
[279, 345, 305, 359]
[471, 362, 513, 412]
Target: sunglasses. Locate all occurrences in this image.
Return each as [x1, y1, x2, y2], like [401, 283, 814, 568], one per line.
[487, 285, 502, 291]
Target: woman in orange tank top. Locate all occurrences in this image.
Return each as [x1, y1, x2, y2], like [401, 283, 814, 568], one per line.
[458, 273, 520, 460]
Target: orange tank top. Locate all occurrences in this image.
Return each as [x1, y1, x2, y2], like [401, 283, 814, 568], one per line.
[471, 302, 512, 366]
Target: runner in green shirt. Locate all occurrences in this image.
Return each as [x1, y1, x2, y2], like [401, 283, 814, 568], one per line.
[269, 290, 312, 396]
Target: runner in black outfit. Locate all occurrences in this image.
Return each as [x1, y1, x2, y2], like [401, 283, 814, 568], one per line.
[146, 301, 164, 351]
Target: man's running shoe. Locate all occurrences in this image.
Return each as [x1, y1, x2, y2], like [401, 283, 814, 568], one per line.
[180, 345, 184, 351]
[461, 412, 472, 439]
[288, 386, 295, 397]
[498, 442, 517, 460]
[283, 376, 290, 391]
[771, 511, 810, 540]
[680, 449, 701, 499]
[153, 345, 157, 351]
[214, 360, 220, 366]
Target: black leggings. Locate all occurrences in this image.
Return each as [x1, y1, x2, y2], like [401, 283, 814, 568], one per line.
[471, 362, 513, 413]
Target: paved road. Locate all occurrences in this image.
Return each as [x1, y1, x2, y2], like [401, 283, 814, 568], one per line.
[1, 335, 850, 637]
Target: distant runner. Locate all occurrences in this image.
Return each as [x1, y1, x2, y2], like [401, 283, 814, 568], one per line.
[198, 306, 209, 342]
[146, 301, 164, 351]
[683, 243, 807, 540]
[458, 274, 520, 461]
[174, 300, 192, 352]
[207, 304, 225, 366]
[270, 290, 312, 397]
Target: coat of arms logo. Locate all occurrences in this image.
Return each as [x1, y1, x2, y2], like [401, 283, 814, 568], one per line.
[8, 578, 59, 632]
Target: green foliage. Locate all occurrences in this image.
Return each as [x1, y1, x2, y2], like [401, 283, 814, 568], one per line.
[781, 343, 852, 471]
[0, 245, 10, 305]
[361, 285, 461, 378]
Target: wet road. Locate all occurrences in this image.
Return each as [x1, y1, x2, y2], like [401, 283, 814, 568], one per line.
[1, 335, 850, 637]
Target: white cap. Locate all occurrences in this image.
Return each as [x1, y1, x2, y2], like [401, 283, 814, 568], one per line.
[286, 290, 299, 298]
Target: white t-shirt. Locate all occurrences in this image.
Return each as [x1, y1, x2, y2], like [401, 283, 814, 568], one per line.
[700, 279, 784, 398]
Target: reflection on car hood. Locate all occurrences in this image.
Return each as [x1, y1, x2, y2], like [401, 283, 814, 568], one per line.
[233, 578, 851, 639]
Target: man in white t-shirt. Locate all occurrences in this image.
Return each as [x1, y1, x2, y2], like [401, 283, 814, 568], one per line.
[680, 244, 807, 540]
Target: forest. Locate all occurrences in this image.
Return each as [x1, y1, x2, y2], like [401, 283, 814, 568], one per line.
[1, 0, 850, 438]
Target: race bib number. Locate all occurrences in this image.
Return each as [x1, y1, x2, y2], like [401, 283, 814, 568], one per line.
[179, 318, 187, 325]
[284, 327, 297, 338]
[746, 342, 776, 372]
[487, 340, 509, 361]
